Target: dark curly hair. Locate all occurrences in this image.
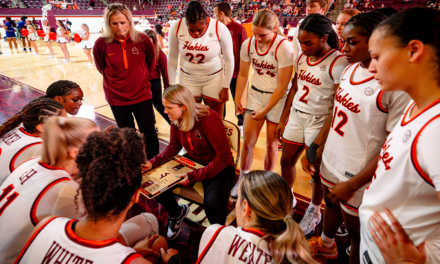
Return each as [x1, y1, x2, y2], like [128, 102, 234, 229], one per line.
[185, 1, 207, 24]
[375, 7, 398, 18]
[75, 128, 146, 221]
[0, 98, 64, 138]
[345, 11, 387, 42]
[299, 13, 340, 51]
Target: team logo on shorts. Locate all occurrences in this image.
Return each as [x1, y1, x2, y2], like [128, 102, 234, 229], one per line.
[364, 87, 374, 96]
[209, 33, 213, 37]
[195, 130, 202, 139]
[132, 47, 139, 55]
[402, 130, 412, 143]
[320, 65, 326, 71]
[270, 51, 274, 56]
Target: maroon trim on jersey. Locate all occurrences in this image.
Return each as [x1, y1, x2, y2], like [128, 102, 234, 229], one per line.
[376, 91, 388, 114]
[342, 203, 359, 212]
[341, 63, 356, 80]
[282, 138, 304, 146]
[195, 225, 227, 264]
[19, 127, 39, 138]
[65, 219, 120, 248]
[296, 53, 304, 69]
[320, 172, 336, 186]
[189, 18, 210, 39]
[37, 161, 65, 171]
[202, 95, 219, 102]
[215, 20, 220, 42]
[401, 99, 440, 126]
[176, 18, 183, 37]
[274, 38, 287, 61]
[242, 228, 265, 238]
[349, 63, 375, 85]
[265, 118, 278, 125]
[121, 252, 143, 264]
[410, 114, 440, 188]
[329, 55, 345, 81]
[15, 216, 60, 264]
[255, 34, 277, 56]
[307, 49, 337, 66]
[247, 36, 253, 56]
[9, 142, 42, 173]
[30, 177, 71, 226]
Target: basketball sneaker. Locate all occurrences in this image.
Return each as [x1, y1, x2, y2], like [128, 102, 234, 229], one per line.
[86, 63, 94, 67]
[308, 236, 338, 259]
[23, 48, 27, 52]
[61, 59, 70, 63]
[48, 55, 55, 59]
[29, 48, 32, 51]
[230, 174, 242, 199]
[239, 126, 243, 138]
[299, 207, 321, 236]
[166, 204, 189, 240]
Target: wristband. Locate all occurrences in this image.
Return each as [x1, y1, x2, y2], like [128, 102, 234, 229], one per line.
[306, 143, 319, 164]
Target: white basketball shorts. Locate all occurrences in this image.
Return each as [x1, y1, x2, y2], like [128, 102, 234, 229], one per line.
[245, 85, 287, 124]
[179, 68, 225, 101]
[82, 40, 92, 49]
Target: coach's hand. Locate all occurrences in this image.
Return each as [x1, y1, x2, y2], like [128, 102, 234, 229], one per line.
[328, 181, 356, 204]
[133, 235, 161, 259]
[141, 161, 153, 172]
[251, 110, 266, 121]
[178, 174, 190, 186]
[275, 123, 285, 143]
[218, 88, 229, 103]
[160, 248, 180, 264]
[370, 209, 427, 264]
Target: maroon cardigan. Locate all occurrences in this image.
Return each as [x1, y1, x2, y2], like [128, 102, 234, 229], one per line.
[150, 109, 234, 183]
[93, 33, 156, 106]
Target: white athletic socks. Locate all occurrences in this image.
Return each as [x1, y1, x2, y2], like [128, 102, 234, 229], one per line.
[321, 232, 335, 248]
[308, 202, 321, 215]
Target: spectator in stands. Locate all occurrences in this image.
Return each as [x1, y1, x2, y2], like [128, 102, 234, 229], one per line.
[133, 5, 137, 10]
[297, 0, 304, 10]
[286, 0, 291, 5]
[262, 0, 267, 6]
[73, 1, 78, 9]
[350, 3, 356, 8]
[343, 0, 351, 10]
[93, 3, 159, 160]
[293, 6, 299, 16]
[381, 3, 385, 7]
[88, 5, 93, 10]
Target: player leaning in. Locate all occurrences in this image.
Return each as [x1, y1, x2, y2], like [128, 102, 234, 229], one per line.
[15, 128, 179, 264]
[302, 12, 410, 263]
[167, 0, 234, 117]
[359, 8, 440, 264]
[144, 85, 235, 240]
[231, 10, 294, 199]
[276, 13, 348, 236]
[197, 171, 317, 264]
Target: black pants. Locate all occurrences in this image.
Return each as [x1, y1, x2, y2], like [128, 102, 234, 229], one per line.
[223, 78, 243, 126]
[150, 78, 171, 124]
[155, 163, 235, 225]
[110, 99, 159, 159]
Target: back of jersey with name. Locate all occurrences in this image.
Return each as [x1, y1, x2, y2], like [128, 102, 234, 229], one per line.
[176, 17, 223, 76]
[16, 217, 139, 264]
[197, 225, 272, 264]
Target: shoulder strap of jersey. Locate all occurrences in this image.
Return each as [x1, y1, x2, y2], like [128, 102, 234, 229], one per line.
[341, 63, 356, 80]
[121, 252, 143, 264]
[216, 20, 220, 42]
[175, 18, 183, 38]
[296, 53, 304, 67]
[247, 36, 253, 56]
[275, 37, 287, 62]
[196, 225, 227, 264]
[375, 91, 388, 114]
[329, 55, 345, 81]
[9, 142, 42, 173]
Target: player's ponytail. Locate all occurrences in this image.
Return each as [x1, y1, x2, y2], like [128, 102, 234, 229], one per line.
[253, 9, 284, 36]
[5, 17, 16, 28]
[75, 128, 145, 221]
[144, 29, 160, 62]
[42, 117, 98, 166]
[240, 171, 318, 264]
[0, 98, 63, 139]
[300, 13, 341, 51]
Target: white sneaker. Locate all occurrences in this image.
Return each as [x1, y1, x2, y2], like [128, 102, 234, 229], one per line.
[299, 207, 321, 236]
[86, 63, 94, 67]
[61, 59, 69, 62]
[239, 126, 243, 138]
[33, 53, 39, 55]
[293, 194, 297, 208]
[48, 55, 55, 59]
[230, 174, 243, 199]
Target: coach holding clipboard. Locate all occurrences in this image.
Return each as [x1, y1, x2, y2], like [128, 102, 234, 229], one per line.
[93, 3, 159, 159]
[144, 85, 235, 240]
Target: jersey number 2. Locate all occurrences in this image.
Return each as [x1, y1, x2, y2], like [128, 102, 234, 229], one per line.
[0, 184, 19, 217]
[331, 106, 348, 137]
[186, 53, 205, 64]
[299, 86, 309, 104]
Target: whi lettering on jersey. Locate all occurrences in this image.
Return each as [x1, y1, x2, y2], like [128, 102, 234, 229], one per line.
[322, 63, 388, 181]
[359, 100, 440, 264]
[248, 34, 287, 92]
[293, 50, 345, 115]
[16, 217, 139, 264]
[176, 18, 223, 75]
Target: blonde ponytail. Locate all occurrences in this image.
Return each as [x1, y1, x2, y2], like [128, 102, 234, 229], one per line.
[240, 171, 318, 264]
[42, 117, 98, 166]
[253, 9, 284, 36]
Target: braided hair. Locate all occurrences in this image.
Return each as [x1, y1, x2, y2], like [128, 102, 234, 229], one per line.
[345, 11, 387, 42]
[0, 98, 63, 139]
[299, 13, 340, 50]
[75, 128, 146, 221]
[185, 1, 208, 24]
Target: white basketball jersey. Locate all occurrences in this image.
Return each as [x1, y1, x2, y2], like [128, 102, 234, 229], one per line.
[359, 99, 440, 264]
[197, 224, 272, 264]
[0, 158, 71, 264]
[322, 63, 409, 181]
[16, 217, 140, 264]
[0, 127, 42, 185]
[246, 34, 289, 92]
[293, 49, 347, 115]
[176, 17, 224, 76]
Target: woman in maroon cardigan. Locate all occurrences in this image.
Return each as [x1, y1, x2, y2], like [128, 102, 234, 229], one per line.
[144, 85, 235, 240]
[93, 3, 159, 159]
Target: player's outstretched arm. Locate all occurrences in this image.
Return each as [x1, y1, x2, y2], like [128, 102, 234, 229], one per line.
[167, 21, 180, 86]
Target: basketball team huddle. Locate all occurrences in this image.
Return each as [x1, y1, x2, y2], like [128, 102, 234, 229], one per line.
[0, 0, 440, 263]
